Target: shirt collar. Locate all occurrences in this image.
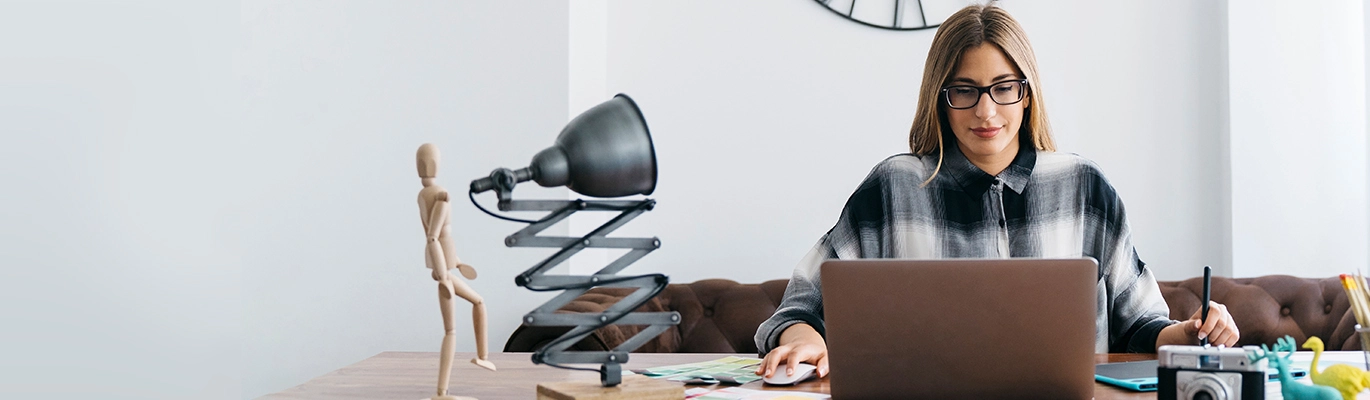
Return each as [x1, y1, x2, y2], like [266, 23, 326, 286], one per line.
[940, 137, 1036, 195]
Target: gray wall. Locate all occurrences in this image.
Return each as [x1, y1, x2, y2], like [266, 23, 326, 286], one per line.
[0, 1, 1364, 399]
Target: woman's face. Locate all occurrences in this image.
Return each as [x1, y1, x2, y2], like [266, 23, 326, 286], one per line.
[944, 43, 1030, 167]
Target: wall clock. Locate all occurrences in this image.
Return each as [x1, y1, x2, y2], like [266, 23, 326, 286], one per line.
[814, 0, 970, 31]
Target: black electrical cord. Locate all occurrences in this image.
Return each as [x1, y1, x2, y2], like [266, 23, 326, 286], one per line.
[468, 190, 648, 225]
[537, 359, 602, 373]
[468, 190, 541, 224]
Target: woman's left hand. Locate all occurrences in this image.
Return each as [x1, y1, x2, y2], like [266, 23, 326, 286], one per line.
[1157, 301, 1239, 349]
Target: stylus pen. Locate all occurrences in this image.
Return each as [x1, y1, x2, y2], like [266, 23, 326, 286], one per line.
[1200, 265, 1211, 346]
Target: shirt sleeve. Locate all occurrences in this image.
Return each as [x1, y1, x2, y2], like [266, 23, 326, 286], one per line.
[1107, 248, 1176, 352]
[754, 239, 834, 356]
[1094, 180, 1177, 352]
[752, 159, 904, 356]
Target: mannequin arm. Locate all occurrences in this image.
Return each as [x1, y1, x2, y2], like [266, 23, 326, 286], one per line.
[426, 196, 456, 295]
[426, 197, 450, 244]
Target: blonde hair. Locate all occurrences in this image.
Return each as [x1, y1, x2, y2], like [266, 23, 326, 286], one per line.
[909, 3, 1055, 185]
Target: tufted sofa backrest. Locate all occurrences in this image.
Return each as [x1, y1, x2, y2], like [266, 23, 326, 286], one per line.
[1158, 275, 1361, 351]
[504, 275, 1364, 353]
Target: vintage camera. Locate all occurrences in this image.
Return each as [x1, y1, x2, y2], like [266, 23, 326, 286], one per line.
[1158, 345, 1267, 400]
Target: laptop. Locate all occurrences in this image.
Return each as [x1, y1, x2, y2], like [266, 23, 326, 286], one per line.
[821, 258, 1098, 399]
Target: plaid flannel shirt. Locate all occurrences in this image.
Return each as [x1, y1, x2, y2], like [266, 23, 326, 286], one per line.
[755, 139, 1176, 355]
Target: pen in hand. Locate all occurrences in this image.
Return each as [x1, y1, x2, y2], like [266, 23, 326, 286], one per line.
[1200, 265, 1211, 346]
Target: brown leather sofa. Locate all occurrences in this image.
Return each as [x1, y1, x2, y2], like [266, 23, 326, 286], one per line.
[503, 276, 1365, 354]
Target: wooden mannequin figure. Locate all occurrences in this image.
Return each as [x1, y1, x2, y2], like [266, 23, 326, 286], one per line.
[416, 143, 496, 400]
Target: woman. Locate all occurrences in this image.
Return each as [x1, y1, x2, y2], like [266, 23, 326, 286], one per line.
[754, 3, 1238, 380]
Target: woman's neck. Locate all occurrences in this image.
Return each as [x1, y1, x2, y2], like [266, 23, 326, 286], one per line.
[960, 139, 1019, 177]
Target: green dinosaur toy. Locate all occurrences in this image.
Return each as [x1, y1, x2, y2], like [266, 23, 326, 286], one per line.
[1304, 336, 1370, 400]
[1249, 336, 1341, 400]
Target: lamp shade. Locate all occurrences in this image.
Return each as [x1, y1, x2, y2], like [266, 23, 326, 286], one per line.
[528, 94, 657, 197]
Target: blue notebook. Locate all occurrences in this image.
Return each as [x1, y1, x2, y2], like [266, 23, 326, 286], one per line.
[1094, 360, 1306, 392]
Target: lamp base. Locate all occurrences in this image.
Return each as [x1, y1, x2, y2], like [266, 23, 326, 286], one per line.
[426, 396, 477, 400]
[536, 375, 683, 400]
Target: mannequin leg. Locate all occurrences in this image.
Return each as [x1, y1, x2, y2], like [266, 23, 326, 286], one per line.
[436, 284, 457, 397]
[470, 295, 496, 370]
[473, 300, 488, 360]
[464, 288, 495, 370]
[445, 276, 496, 371]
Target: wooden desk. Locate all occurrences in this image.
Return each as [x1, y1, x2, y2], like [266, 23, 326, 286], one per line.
[261, 352, 1158, 399]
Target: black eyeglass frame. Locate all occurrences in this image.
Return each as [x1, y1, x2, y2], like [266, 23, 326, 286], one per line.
[940, 79, 1030, 110]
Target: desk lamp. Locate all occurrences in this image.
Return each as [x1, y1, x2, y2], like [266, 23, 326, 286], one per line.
[467, 94, 682, 396]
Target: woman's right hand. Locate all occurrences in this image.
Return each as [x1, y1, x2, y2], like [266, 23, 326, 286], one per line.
[755, 323, 829, 379]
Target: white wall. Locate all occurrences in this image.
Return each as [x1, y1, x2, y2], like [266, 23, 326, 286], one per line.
[235, 1, 570, 398]
[0, 1, 243, 398]
[600, 1, 930, 284]
[0, 1, 573, 399]
[1015, 2, 1228, 280]
[1228, 0, 1369, 278]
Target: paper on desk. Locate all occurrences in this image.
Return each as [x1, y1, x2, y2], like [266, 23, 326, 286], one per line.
[636, 356, 765, 385]
[685, 387, 830, 400]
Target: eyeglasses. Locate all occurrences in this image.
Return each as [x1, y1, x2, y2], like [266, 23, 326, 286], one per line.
[940, 79, 1029, 110]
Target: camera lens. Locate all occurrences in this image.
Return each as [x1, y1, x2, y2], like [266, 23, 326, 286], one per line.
[1183, 374, 1231, 400]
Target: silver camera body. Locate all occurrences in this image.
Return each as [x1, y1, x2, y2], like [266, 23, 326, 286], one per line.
[1157, 345, 1267, 400]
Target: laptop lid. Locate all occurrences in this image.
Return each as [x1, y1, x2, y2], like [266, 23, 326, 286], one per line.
[820, 258, 1097, 400]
